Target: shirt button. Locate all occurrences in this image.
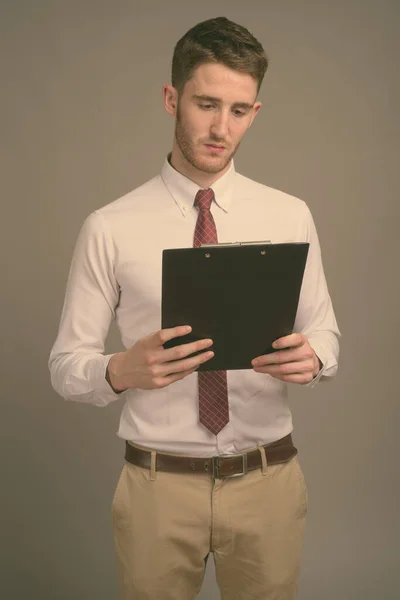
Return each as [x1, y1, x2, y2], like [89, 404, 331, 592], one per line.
[182, 205, 188, 212]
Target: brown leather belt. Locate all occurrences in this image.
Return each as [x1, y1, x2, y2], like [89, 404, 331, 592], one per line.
[124, 433, 297, 479]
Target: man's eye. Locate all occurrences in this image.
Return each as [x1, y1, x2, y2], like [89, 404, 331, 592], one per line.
[233, 110, 245, 117]
[199, 104, 213, 110]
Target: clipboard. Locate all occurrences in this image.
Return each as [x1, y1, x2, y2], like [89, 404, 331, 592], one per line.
[161, 241, 309, 371]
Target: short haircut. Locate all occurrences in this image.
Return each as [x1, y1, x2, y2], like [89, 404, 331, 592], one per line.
[172, 17, 269, 95]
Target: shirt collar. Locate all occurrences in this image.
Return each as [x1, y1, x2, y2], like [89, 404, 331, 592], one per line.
[161, 154, 236, 217]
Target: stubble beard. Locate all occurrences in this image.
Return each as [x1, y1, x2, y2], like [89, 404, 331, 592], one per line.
[175, 108, 241, 175]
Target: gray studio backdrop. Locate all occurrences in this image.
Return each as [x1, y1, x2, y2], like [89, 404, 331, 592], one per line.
[1, 1, 399, 599]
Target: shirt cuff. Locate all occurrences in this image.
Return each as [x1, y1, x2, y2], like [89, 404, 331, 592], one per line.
[306, 361, 325, 388]
[89, 353, 126, 406]
[305, 342, 337, 388]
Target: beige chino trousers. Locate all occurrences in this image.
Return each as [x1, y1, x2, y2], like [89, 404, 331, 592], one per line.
[112, 444, 308, 600]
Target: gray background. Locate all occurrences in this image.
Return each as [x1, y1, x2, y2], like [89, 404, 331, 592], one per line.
[1, 0, 399, 599]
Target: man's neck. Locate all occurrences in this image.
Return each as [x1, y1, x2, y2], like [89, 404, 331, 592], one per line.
[169, 147, 231, 189]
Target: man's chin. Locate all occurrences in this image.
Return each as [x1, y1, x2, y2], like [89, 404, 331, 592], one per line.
[192, 155, 230, 174]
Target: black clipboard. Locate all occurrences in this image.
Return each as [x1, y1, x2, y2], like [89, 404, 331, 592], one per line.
[161, 242, 309, 371]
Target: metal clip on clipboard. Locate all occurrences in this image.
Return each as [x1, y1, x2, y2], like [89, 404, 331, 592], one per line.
[200, 241, 272, 257]
[200, 240, 271, 247]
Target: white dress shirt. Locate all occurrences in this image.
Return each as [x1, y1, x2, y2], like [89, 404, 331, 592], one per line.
[49, 158, 340, 457]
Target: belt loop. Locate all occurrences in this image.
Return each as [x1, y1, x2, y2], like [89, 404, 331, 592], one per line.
[258, 445, 268, 476]
[149, 450, 157, 481]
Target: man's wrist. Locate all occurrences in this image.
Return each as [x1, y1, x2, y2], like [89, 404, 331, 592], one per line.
[313, 354, 323, 377]
[106, 354, 127, 394]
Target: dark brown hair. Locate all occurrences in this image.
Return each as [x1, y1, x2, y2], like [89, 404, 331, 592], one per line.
[171, 17, 268, 95]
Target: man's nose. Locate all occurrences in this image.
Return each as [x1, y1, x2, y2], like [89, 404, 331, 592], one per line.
[210, 112, 229, 140]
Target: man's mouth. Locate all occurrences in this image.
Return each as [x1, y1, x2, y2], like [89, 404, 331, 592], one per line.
[204, 143, 225, 153]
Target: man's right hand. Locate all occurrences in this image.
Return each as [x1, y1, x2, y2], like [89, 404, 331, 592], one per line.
[106, 326, 214, 392]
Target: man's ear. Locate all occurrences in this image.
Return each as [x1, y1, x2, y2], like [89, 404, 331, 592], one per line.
[163, 84, 178, 117]
[248, 101, 262, 128]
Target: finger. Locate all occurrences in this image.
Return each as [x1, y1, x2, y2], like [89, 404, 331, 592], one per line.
[158, 349, 215, 376]
[154, 367, 198, 388]
[272, 333, 306, 350]
[252, 368, 315, 385]
[149, 326, 193, 348]
[252, 346, 313, 367]
[278, 372, 315, 385]
[253, 361, 312, 377]
[159, 338, 214, 364]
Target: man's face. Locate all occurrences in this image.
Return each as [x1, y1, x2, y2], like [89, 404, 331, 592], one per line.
[173, 63, 261, 175]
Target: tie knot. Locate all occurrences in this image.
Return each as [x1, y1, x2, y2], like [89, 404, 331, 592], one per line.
[195, 188, 214, 212]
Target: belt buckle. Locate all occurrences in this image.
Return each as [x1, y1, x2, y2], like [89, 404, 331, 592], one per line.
[212, 453, 248, 479]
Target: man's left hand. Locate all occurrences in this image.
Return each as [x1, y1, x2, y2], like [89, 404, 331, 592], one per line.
[251, 333, 321, 385]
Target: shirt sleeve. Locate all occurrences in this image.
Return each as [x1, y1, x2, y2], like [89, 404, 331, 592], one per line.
[48, 210, 122, 406]
[293, 204, 341, 386]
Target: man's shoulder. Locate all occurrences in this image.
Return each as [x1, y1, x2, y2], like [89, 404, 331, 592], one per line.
[235, 172, 309, 213]
[96, 174, 164, 218]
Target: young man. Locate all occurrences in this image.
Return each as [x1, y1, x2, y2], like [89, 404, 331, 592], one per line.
[49, 16, 340, 600]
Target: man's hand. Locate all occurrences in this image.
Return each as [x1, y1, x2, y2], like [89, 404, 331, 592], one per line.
[107, 326, 214, 391]
[251, 333, 321, 385]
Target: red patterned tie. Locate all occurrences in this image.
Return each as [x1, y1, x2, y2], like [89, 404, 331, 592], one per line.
[193, 189, 230, 435]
